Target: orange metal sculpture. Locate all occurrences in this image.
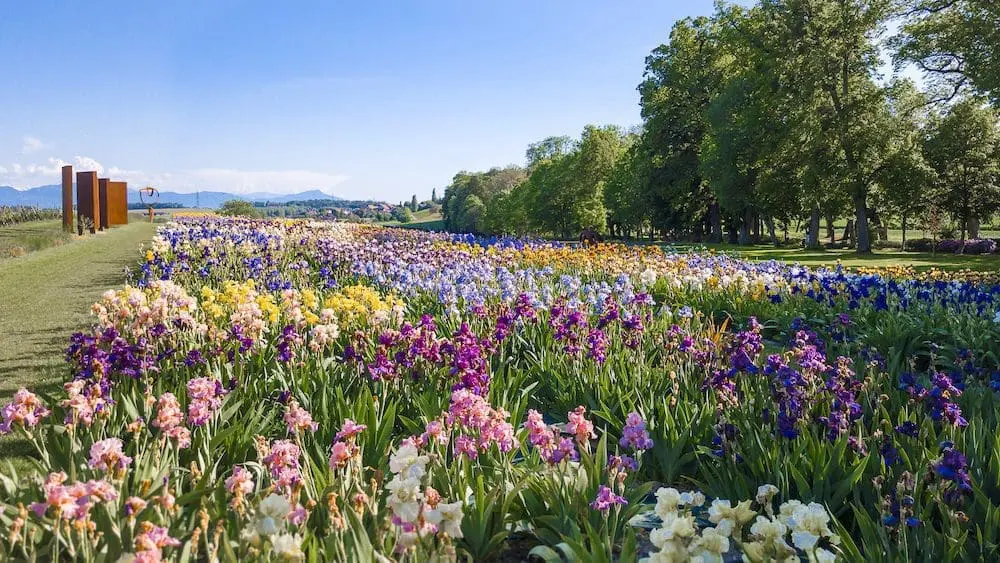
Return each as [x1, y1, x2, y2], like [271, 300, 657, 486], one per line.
[138, 186, 159, 223]
[61, 165, 73, 232]
[98, 178, 110, 231]
[107, 181, 129, 225]
[76, 171, 100, 234]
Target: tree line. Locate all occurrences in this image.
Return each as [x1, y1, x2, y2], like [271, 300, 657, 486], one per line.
[440, 0, 1000, 254]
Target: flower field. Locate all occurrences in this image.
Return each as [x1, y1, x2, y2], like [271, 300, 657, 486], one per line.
[2, 217, 1000, 562]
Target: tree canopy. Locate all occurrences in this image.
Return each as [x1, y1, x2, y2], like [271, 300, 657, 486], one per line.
[431, 0, 1000, 253]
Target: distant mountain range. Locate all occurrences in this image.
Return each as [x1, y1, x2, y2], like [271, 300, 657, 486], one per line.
[0, 185, 342, 209]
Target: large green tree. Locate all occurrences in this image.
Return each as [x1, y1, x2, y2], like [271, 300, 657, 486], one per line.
[441, 171, 482, 232]
[871, 81, 937, 248]
[219, 199, 260, 217]
[567, 125, 623, 232]
[896, 0, 1000, 103]
[924, 97, 1000, 242]
[523, 154, 575, 237]
[702, 3, 805, 246]
[639, 16, 726, 241]
[480, 167, 530, 234]
[761, 0, 903, 254]
[526, 136, 572, 168]
[440, 166, 526, 234]
[524, 125, 623, 238]
[604, 133, 651, 239]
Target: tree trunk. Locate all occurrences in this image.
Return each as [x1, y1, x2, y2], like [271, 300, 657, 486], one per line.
[825, 213, 835, 243]
[959, 215, 967, 254]
[901, 213, 907, 251]
[805, 207, 821, 249]
[738, 208, 752, 246]
[969, 216, 980, 239]
[853, 195, 872, 254]
[766, 217, 778, 246]
[709, 202, 722, 243]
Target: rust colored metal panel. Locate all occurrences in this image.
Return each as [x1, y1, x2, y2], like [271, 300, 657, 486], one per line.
[61, 165, 74, 232]
[76, 171, 99, 234]
[107, 181, 129, 225]
[98, 178, 110, 230]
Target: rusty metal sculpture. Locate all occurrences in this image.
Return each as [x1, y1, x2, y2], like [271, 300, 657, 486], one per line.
[138, 186, 159, 223]
[107, 181, 129, 225]
[60, 162, 130, 233]
[98, 178, 110, 231]
[76, 171, 100, 234]
[61, 165, 73, 232]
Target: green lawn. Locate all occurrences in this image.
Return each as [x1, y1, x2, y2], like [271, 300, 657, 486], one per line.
[0, 221, 157, 462]
[668, 242, 1000, 272]
[382, 209, 445, 231]
[765, 219, 1000, 243]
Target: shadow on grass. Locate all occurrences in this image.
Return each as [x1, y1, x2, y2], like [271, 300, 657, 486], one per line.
[0, 333, 74, 366]
[0, 373, 66, 395]
[4, 326, 67, 336]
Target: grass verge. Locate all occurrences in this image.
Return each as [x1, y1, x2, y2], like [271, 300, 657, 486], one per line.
[0, 220, 74, 259]
[382, 209, 445, 231]
[0, 222, 158, 464]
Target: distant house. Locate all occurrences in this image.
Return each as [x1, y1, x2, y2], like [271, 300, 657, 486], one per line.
[366, 203, 393, 213]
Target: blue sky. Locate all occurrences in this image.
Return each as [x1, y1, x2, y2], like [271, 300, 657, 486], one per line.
[1, 0, 737, 201]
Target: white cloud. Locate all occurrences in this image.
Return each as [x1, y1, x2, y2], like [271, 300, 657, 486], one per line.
[21, 136, 47, 154]
[0, 157, 70, 187]
[0, 157, 348, 196]
[73, 156, 104, 175]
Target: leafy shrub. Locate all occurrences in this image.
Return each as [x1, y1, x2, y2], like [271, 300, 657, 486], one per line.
[964, 239, 999, 254]
[905, 238, 998, 254]
[872, 240, 902, 250]
[218, 199, 261, 217]
[390, 206, 413, 223]
[937, 239, 997, 254]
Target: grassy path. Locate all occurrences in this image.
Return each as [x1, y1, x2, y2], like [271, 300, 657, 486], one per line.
[0, 222, 157, 458]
